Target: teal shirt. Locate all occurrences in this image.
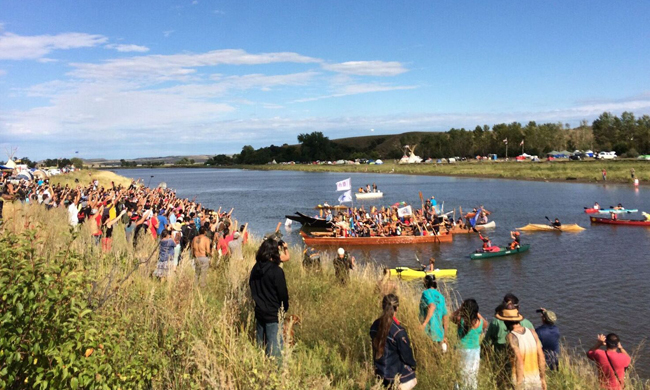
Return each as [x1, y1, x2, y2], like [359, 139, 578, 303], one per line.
[458, 318, 484, 350]
[419, 288, 448, 342]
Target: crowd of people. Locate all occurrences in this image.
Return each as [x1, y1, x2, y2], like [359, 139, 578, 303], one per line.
[251, 237, 632, 390]
[319, 197, 486, 239]
[0, 172, 248, 282]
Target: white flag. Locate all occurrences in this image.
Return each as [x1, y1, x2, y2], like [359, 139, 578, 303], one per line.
[338, 190, 352, 204]
[397, 205, 413, 217]
[503, 138, 508, 144]
[336, 178, 351, 192]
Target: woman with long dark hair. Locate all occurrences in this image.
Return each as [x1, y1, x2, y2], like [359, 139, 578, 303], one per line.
[452, 298, 488, 390]
[370, 294, 417, 389]
[249, 238, 290, 360]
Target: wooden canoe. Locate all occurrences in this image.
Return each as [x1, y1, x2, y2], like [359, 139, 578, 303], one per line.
[589, 217, 650, 226]
[300, 230, 453, 246]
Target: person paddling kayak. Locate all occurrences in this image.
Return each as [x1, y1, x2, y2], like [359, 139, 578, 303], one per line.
[551, 218, 562, 229]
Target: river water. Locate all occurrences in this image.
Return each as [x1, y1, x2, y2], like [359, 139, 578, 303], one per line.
[114, 168, 650, 375]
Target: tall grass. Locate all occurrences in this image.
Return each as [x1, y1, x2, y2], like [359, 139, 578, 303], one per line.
[1, 201, 648, 389]
[49, 169, 133, 188]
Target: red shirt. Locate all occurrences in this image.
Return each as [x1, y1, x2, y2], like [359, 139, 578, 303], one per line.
[587, 349, 630, 390]
[217, 238, 229, 255]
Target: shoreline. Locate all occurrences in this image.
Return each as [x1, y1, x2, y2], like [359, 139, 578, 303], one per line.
[105, 160, 647, 187]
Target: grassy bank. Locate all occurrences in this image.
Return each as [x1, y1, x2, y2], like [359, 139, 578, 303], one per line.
[1, 202, 648, 388]
[49, 169, 134, 188]
[235, 160, 648, 184]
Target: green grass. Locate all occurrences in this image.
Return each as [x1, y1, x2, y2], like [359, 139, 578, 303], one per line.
[49, 169, 134, 188]
[1, 199, 648, 389]
[237, 159, 649, 184]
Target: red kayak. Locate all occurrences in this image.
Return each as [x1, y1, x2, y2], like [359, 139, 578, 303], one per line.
[584, 208, 599, 214]
[589, 217, 650, 226]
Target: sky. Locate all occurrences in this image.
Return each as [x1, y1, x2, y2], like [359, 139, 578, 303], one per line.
[1, 0, 650, 160]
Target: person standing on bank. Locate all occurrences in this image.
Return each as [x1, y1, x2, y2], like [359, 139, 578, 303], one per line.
[452, 298, 488, 390]
[419, 275, 449, 347]
[535, 308, 560, 371]
[370, 294, 417, 390]
[587, 333, 631, 390]
[192, 226, 212, 286]
[334, 247, 355, 284]
[249, 238, 290, 360]
[499, 304, 547, 390]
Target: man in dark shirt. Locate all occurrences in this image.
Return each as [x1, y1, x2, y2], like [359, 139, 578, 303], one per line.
[535, 308, 560, 370]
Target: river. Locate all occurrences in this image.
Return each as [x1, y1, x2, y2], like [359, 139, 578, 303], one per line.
[114, 168, 649, 375]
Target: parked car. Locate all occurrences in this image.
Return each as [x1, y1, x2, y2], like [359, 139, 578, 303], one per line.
[596, 151, 617, 160]
[570, 152, 585, 161]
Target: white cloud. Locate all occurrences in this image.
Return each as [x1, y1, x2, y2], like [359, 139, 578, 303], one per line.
[192, 0, 199, 4]
[293, 83, 417, 103]
[105, 43, 150, 53]
[68, 49, 321, 81]
[163, 30, 175, 38]
[37, 57, 58, 63]
[322, 61, 408, 76]
[213, 10, 225, 15]
[0, 32, 107, 60]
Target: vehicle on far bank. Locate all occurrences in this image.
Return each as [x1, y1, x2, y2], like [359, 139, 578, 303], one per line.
[596, 151, 617, 160]
[638, 155, 650, 160]
[569, 152, 585, 161]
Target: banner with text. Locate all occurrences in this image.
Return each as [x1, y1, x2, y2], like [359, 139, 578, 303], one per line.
[336, 178, 351, 192]
[397, 205, 413, 217]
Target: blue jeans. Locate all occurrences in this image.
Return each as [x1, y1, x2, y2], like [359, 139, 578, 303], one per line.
[256, 320, 282, 359]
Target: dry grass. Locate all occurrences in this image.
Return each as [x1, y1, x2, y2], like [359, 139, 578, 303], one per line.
[1, 201, 648, 389]
[49, 169, 133, 188]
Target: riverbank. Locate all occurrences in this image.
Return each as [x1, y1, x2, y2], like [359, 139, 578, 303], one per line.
[234, 160, 648, 185]
[1, 173, 647, 389]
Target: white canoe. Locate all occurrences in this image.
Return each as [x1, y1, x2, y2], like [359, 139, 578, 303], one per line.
[475, 221, 496, 230]
[355, 191, 383, 200]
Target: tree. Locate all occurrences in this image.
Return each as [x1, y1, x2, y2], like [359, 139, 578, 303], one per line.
[70, 157, 84, 169]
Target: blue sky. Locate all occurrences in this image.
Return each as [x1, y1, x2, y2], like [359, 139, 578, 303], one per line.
[1, 0, 649, 159]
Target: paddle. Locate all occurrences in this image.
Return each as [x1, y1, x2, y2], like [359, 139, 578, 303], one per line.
[415, 254, 426, 271]
[545, 216, 560, 230]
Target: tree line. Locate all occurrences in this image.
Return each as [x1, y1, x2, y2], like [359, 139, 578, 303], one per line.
[203, 112, 650, 165]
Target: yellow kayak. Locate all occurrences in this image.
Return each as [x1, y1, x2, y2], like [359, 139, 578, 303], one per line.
[517, 223, 585, 232]
[389, 267, 457, 280]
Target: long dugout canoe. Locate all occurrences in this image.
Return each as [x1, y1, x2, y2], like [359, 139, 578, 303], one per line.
[300, 231, 453, 246]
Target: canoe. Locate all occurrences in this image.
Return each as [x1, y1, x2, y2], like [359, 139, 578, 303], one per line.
[355, 191, 383, 200]
[517, 223, 585, 232]
[300, 230, 453, 246]
[597, 209, 638, 214]
[475, 221, 496, 230]
[285, 212, 334, 230]
[589, 217, 650, 226]
[584, 208, 599, 214]
[470, 244, 530, 260]
[389, 267, 457, 280]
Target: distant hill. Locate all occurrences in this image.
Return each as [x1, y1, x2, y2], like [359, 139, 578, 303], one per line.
[331, 132, 437, 157]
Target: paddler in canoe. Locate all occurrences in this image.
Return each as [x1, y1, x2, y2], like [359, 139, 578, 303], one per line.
[613, 203, 624, 211]
[551, 218, 562, 229]
[509, 231, 521, 250]
[478, 233, 500, 253]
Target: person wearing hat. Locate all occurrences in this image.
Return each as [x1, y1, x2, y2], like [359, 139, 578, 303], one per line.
[535, 308, 560, 371]
[333, 248, 355, 284]
[499, 303, 547, 390]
